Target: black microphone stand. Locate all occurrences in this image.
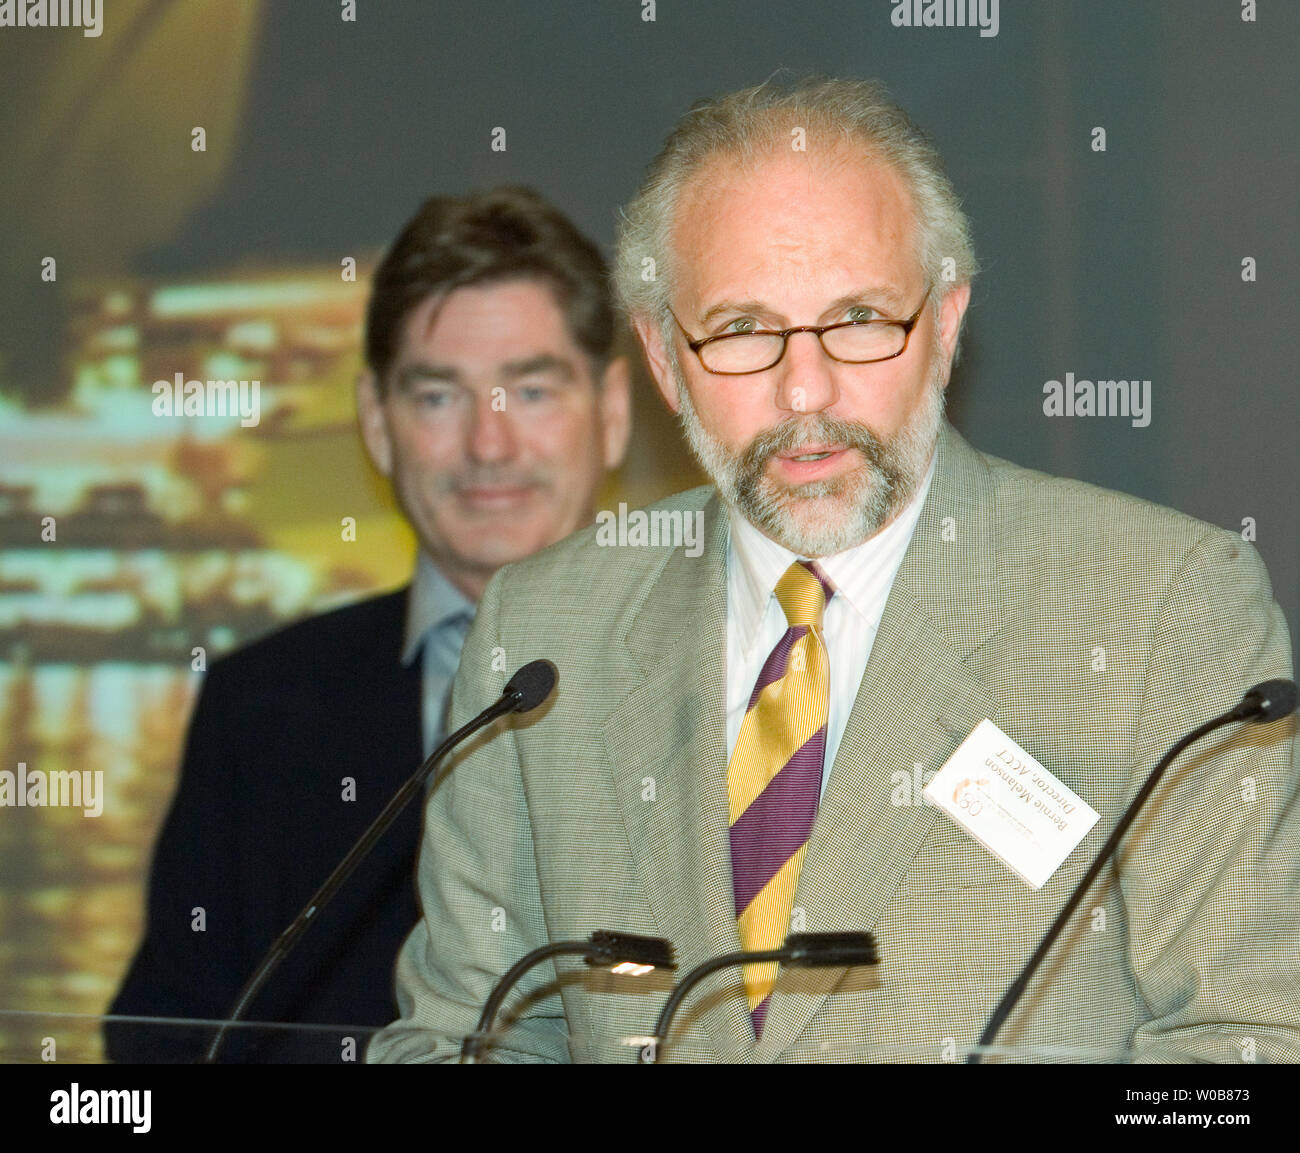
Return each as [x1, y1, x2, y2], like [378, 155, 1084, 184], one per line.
[968, 679, 1297, 1063]
[643, 932, 878, 1063]
[202, 662, 555, 1063]
[461, 931, 676, 1062]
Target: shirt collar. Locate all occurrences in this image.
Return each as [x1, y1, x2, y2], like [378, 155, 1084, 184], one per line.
[402, 552, 476, 667]
[727, 451, 937, 657]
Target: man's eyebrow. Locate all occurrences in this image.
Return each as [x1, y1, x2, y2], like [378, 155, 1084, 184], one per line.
[392, 354, 578, 390]
[697, 285, 909, 328]
[500, 354, 577, 381]
[824, 285, 908, 315]
[698, 299, 782, 327]
[394, 362, 458, 390]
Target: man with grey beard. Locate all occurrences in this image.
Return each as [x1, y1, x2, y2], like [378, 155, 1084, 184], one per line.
[371, 77, 1298, 1064]
[671, 331, 947, 559]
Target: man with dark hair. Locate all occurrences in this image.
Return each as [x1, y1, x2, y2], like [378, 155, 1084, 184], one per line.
[106, 188, 630, 1062]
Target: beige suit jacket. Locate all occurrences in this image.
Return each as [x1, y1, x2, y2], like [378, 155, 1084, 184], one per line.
[370, 422, 1298, 1063]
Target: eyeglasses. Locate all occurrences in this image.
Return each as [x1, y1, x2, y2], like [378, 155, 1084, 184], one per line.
[669, 287, 931, 376]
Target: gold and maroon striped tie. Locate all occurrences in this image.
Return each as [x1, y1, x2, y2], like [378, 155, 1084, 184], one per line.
[728, 560, 833, 1036]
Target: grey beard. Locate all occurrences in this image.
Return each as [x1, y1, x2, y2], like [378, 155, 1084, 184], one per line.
[673, 361, 945, 557]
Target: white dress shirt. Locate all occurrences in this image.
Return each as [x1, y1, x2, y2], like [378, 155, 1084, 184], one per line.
[725, 455, 936, 797]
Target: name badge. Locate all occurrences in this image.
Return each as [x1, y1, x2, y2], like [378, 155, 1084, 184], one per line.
[923, 719, 1100, 889]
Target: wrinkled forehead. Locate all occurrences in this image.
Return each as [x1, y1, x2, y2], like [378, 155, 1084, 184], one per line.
[667, 141, 923, 312]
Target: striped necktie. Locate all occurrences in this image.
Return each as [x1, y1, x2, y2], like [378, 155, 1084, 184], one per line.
[728, 559, 834, 1036]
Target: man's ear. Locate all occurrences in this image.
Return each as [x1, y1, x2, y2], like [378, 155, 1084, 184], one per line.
[356, 370, 393, 477]
[597, 355, 633, 471]
[937, 282, 972, 374]
[631, 313, 681, 414]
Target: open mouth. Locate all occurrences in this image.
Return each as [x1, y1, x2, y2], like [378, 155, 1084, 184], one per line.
[776, 442, 846, 461]
[767, 445, 855, 485]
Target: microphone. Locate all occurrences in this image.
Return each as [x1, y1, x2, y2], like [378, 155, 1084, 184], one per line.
[967, 678, 1298, 1064]
[504, 658, 557, 713]
[641, 932, 878, 1063]
[202, 659, 557, 1063]
[461, 931, 676, 1062]
[1230, 678, 1297, 724]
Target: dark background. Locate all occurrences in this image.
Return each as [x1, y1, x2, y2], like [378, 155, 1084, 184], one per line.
[3, 0, 1295, 632]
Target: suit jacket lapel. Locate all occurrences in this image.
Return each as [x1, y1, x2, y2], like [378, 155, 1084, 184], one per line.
[758, 422, 1007, 1060]
[600, 494, 755, 1061]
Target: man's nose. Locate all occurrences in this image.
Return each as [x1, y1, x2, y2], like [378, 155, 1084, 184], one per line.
[774, 330, 838, 415]
[466, 395, 518, 462]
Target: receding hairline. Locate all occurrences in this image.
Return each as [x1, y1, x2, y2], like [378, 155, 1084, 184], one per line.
[615, 77, 978, 364]
[650, 134, 928, 317]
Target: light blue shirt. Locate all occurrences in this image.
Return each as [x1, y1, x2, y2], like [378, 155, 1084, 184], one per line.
[401, 553, 475, 758]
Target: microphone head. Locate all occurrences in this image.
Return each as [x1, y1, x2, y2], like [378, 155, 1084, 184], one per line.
[584, 931, 677, 971]
[504, 659, 557, 713]
[782, 931, 879, 968]
[1239, 679, 1299, 723]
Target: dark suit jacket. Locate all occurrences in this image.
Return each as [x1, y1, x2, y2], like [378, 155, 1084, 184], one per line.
[106, 589, 423, 1063]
